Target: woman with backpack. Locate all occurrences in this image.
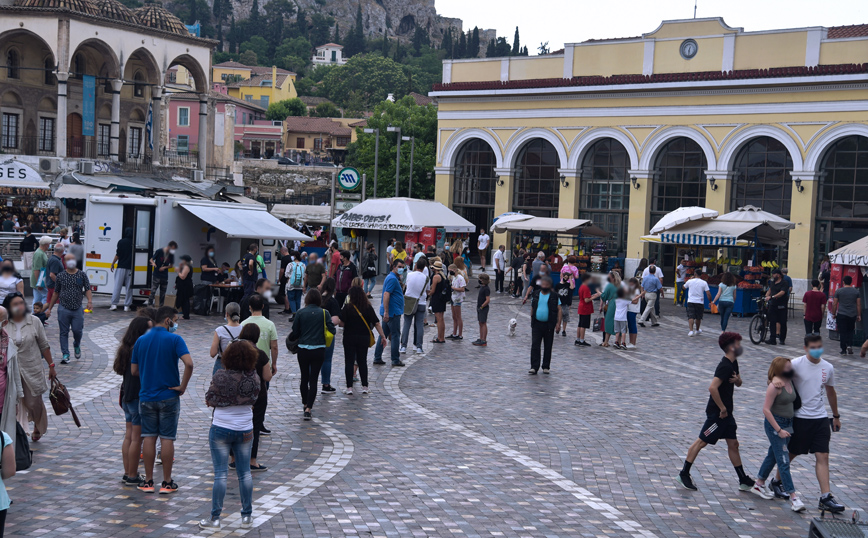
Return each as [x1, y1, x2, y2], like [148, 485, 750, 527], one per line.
[284, 252, 306, 318]
[209, 303, 243, 375]
[361, 243, 378, 299]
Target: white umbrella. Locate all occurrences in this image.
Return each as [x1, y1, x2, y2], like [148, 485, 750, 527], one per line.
[331, 197, 475, 233]
[716, 205, 795, 231]
[489, 212, 533, 232]
[650, 206, 719, 234]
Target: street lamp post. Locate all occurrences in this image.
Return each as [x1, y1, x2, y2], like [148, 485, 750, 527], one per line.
[387, 126, 401, 197]
[363, 127, 379, 197]
[402, 135, 415, 198]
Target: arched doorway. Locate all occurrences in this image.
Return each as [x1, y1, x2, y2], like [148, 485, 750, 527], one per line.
[815, 135, 868, 271]
[650, 137, 708, 283]
[453, 138, 497, 236]
[579, 138, 630, 255]
[732, 136, 794, 218]
[513, 139, 559, 217]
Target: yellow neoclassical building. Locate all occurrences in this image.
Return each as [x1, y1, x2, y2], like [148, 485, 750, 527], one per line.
[431, 17, 868, 292]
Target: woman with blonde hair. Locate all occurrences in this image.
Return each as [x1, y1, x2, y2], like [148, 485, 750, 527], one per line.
[751, 356, 805, 511]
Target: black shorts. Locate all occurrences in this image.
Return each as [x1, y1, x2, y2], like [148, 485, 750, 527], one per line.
[788, 417, 831, 455]
[686, 302, 704, 320]
[578, 314, 591, 328]
[477, 307, 489, 323]
[698, 414, 737, 445]
[430, 297, 447, 314]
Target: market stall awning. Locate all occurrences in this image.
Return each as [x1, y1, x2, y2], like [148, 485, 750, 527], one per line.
[55, 183, 111, 199]
[717, 205, 795, 231]
[491, 216, 608, 237]
[642, 218, 787, 246]
[332, 198, 474, 233]
[640, 234, 752, 247]
[177, 202, 311, 240]
[0, 159, 50, 189]
[650, 206, 718, 234]
[491, 212, 533, 227]
[271, 204, 332, 224]
[829, 235, 868, 266]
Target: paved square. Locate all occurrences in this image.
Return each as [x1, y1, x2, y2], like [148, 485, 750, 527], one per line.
[6, 287, 865, 537]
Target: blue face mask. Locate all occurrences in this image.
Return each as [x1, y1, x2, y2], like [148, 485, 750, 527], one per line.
[397, 267, 405, 275]
[808, 347, 823, 359]
[168, 322, 178, 333]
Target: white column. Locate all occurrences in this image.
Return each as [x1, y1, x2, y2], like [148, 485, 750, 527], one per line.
[151, 86, 162, 165]
[197, 94, 208, 171]
[110, 78, 123, 161]
[56, 71, 69, 157]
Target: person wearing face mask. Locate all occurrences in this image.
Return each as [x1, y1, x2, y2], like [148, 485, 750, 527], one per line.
[524, 275, 558, 374]
[131, 306, 194, 495]
[110, 228, 135, 312]
[373, 259, 406, 366]
[768, 335, 844, 513]
[200, 245, 220, 285]
[240, 279, 272, 321]
[676, 332, 756, 494]
[45, 254, 93, 364]
[0, 262, 23, 304]
[750, 357, 805, 511]
[2, 293, 53, 443]
[174, 255, 195, 320]
[149, 241, 177, 307]
[765, 269, 789, 345]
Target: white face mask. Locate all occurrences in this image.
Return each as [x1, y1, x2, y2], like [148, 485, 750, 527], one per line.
[65, 260, 77, 269]
[169, 249, 177, 255]
[263, 290, 273, 300]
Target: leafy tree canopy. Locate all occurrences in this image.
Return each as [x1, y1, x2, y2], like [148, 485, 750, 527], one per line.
[311, 102, 342, 118]
[319, 54, 407, 109]
[265, 97, 307, 120]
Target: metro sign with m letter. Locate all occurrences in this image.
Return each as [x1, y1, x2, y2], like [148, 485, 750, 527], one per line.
[338, 167, 361, 192]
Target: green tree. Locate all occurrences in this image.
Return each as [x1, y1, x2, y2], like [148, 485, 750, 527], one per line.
[311, 102, 341, 117]
[295, 9, 308, 39]
[494, 37, 511, 56]
[265, 97, 307, 120]
[319, 54, 407, 109]
[239, 36, 269, 64]
[485, 39, 495, 57]
[239, 49, 258, 65]
[538, 41, 550, 55]
[332, 22, 340, 44]
[457, 31, 466, 58]
[310, 13, 334, 47]
[228, 14, 237, 53]
[512, 26, 520, 56]
[346, 95, 438, 199]
[275, 36, 313, 62]
[412, 24, 428, 54]
[343, 4, 365, 57]
[470, 27, 480, 58]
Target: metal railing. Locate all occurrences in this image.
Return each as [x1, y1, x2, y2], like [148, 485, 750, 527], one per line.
[0, 232, 62, 263]
[67, 136, 110, 159]
[162, 145, 199, 167]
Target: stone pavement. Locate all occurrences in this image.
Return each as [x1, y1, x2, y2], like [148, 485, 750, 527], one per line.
[5, 283, 867, 538]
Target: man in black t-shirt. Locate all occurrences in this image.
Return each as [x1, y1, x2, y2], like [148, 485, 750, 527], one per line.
[110, 227, 134, 311]
[766, 269, 789, 345]
[242, 243, 259, 298]
[676, 332, 761, 495]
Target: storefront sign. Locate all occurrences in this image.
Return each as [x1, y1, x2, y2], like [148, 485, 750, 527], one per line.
[335, 211, 422, 232]
[36, 200, 57, 209]
[82, 75, 96, 136]
[0, 160, 43, 183]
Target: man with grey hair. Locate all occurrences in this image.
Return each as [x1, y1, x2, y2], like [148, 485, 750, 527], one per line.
[46, 253, 93, 364]
[31, 235, 53, 308]
[46, 242, 65, 306]
[524, 275, 559, 374]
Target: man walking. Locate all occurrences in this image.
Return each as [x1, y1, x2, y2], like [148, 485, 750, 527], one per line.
[639, 266, 662, 327]
[148, 241, 177, 307]
[132, 307, 194, 495]
[373, 259, 405, 367]
[45, 253, 93, 364]
[524, 275, 558, 374]
[46, 243, 65, 306]
[493, 245, 506, 293]
[766, 269, 789, 345]
[401, 258, 428, 354]
[477, 228, 490, 272]
[832, 275, 861, 355]
[770, 335, 844, 513]
[334, 250, 358, 306]
[676, 332, 757, 494]
[30, 235, 51, 308]
[241, 243, 259, 298]
[110, 227, 134, 312]
[304, 253, 325, 292]
[643, 260, 664, 316]
[683, 271, 711, 337]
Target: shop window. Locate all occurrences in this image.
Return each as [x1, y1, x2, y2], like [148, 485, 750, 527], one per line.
[817, 135, 868, 219]
[1, 113, 19, 149]
[38, 117, 55, 152]
[732, 136, 793, 218]
[6, 49, 19, 79]
[453, 138, 497, 209]
[580, 138, 631, 253]
[513, 139, 559, 217]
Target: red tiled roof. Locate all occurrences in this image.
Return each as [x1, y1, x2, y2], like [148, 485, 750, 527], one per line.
[582, 35, 641, 43]
[283, 117, 352, 136]
[317, 43, 343, 48]
[432, 63, 868, 92]
[213, 60, 253, 70]
[827, 24, 868, 39]
[348, 119, 367, 128]
[409, 92, 435, 106]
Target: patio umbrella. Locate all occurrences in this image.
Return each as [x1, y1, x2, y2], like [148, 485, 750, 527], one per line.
[716, 205, 795, 231]
[650, 206, 719, 234]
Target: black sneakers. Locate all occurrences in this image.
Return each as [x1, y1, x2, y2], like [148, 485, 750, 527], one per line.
[819, 492, 845, 513]
[769, 478, 788, 499]
[322, 385, 336, 393]
[303, 411, 312, 421]
[676, 473, 698, 491]
[738, 476, 755, 492]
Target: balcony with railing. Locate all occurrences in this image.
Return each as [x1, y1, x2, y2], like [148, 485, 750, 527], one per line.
[0, 135, 57, 157]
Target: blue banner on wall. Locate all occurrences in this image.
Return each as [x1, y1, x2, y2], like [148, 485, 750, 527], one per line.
[82, 74, 95, 136]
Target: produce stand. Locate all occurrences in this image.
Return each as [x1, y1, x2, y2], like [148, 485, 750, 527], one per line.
[826, 235, 868, 345]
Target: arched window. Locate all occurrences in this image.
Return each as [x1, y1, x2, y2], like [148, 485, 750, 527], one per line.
[134, 71, 145, 98]
[44, 58, 55, 85]
[652, 137, 708, 215]
[513, 139, 559, 217]
[817, 135, 868, 219]
[579, 138, 630, 253]
[732, 136, 794, 218]
[6, 49, 19, 79]
[453, 139, 497, 234]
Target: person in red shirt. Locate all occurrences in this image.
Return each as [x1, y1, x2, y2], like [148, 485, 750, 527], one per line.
[327, 241, 341, 279]
[802, 279, 827, 335]
[548, 251, 565, 273]
[574, 273, 600, 346]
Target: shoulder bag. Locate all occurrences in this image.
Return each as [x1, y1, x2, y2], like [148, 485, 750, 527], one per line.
[353, 305, 376, 347]
[323, 309, 334, 348]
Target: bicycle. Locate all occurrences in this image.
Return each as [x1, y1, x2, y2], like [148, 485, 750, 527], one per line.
[749, 296, 769, 344]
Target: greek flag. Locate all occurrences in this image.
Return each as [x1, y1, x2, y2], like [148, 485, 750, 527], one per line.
[145, 101, 153, 151]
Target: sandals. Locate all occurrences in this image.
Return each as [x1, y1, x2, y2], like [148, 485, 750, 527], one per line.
[431, 339, 446, 344]
[31, 432, 42, 442]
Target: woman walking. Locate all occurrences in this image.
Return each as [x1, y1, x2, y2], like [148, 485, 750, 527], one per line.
[751, 357, 806, 512]
[113, 316, 152, 486]
[0, 306, 22, 452]
[3, 293, 54, 442]
[289, 289, 335, 420]
[361, 243, 378, 298]
[175, 255, 194, 320]
[713, 272, 737, 332]
[339, 287, 385, 394]
[429, 260, 448, 343]
[199, 340, 261, 530]
[600, 272, 621, 347]
[318, 277, 341, 394]
[237, 324, 272, 472]
[209, 303, 242, 375]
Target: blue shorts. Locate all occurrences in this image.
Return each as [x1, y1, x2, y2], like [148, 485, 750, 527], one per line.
[140, 396, 181, 440]
[627, 311, 638, 334]
[122, 398, 141, 427]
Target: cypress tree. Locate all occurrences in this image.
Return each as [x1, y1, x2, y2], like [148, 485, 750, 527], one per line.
[457, 31, 467, 58]
[333, 22, 340, 43]
[485, 39, 495, 57]
[249, 0, 259, 26]
[512, 26, 520, 56]
[470, 27, 479, 58]
[228, 14, 236, 53]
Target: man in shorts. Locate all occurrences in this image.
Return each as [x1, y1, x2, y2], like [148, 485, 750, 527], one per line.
[131, 307, 194, 495]
[676, 332, 757, 494]
[683, 271, 711, 337]
[574, 273, 599, 346]
[770, 334, 845, 512]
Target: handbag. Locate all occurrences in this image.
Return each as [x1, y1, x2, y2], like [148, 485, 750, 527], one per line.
[793, 385, 802, 411]
[285, 333, 299, 354]
[353, 304, 376, 348]
[14, 421, 31, 471]
[49, 377, 81, 427]
[35, 267, 46, 288]
[592, 316, 604, 332]
[710, 302, 719, 314]
[323, 310, 334, 348]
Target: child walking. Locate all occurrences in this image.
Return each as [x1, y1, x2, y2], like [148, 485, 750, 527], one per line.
[446, 264, 467, 340]
[473, 274, 491, 346]
[613, 287, 630, 350]
[555, 272, 574, 337]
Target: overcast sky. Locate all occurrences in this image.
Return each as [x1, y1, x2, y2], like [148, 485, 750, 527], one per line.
[436, 0, 867, 54]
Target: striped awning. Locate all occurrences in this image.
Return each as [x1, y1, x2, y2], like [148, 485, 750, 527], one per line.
[659, 232, 743, 246]
[642, 219, 787, 246]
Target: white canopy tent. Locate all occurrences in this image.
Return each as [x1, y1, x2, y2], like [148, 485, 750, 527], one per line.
[491, 216, 608, 237]
[650, 206, 718, 234]
[331, 198, 474, 233]
[176, 202, 311, 241]
[829, 236, 868, 267]
[716, 205, 795, 231]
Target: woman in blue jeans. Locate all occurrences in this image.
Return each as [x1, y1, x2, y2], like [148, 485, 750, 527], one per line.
[751, 357, 806, 512]
[200, 340, 261, 530]
[318, 277, 341, 394]
[713, 272, 737, 331]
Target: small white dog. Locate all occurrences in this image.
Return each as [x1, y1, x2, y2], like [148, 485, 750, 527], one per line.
[508, 318, 518, 336]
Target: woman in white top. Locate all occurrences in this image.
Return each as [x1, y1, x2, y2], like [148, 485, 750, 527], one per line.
[0, 263, 23, 304]
[209, 302, 243, 375]
[625, 278, 644, 350]
[447, 263, 467, 340]
[200, 340, 261, 530]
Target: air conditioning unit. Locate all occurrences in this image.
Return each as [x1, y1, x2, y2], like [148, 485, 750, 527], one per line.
[78, 161, 94, 175]
[39, 157, 60, 174]
[191, 170, 205, 182]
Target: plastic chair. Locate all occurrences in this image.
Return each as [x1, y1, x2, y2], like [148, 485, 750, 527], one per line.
[210, 288, 224, 313]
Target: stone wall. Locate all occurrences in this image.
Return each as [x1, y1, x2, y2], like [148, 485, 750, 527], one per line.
[239, 162, 334, 198]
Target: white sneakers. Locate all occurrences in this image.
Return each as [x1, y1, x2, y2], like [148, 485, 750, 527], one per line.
[399, 346, 407, 353]
[791, 497, 806, 512]
[109, 305, 117, 311]
[124, 306, 131, 312]
[361, 387, 370, 394]
[415, 347, 424, 354]
[750, 483, 774, 500]
[697, 328, 703, 334]
[344, 388, 353, 395]
[688, 331, 696, 337]
[625, 344, 636, 350]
